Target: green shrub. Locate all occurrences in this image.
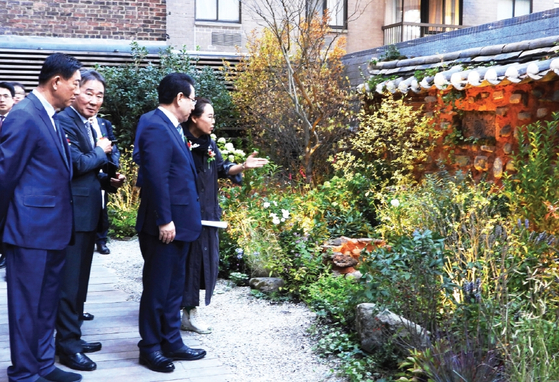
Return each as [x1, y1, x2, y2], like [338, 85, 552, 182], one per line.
[302, 274, 365, 325]
[98, 42, 237, 149]
[503, 111, 559, 235]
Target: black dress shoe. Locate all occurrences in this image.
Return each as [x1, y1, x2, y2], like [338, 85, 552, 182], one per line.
[81, 312, 94, 321]
[58, 352, 96, 371]
[96, 243, 110, 254]
[81, 341, 102, 353]
[139, 350, 175, 373]
[43, 367, 82, 382]
[0, 254, 5, 269]
[163, 345, 206, 361]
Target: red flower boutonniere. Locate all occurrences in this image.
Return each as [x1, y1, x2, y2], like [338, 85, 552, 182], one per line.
[187, 140, 192, 150]
[66, 134, 71, 145]
[207, 148, 216, 168]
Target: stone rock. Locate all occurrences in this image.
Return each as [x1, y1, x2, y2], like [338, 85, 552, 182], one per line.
[506, 160, 515, 171]
[518, 112, 531, 120]
[424, 96, 437, 103]
[356, 303, 429, 354]
[480, 145, 495, 153]
[503, 143, 513, 155]
[500, 125, 512, 137]
[493, 157, 503, 179]
[332, 253, 358, 268]
[474, 156, 488, 171]
[454, 155, 469, 167]
[509, 93, 522, 103]
[496, 107, 507, 116]
[249, 277, 285, 293]
[493, 91, 504, 100]
[537, 108, 548, 118]
[322, 237, 388, 274]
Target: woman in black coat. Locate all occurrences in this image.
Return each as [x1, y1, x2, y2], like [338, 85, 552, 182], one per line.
[181, 97, 268, 333]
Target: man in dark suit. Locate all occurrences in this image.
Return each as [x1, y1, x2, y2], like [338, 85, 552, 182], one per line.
[0, 53, 83, 382]
[55, 69, 125, 372]
[134, 73, 206, 373]
[80, 113, 121, 320]
[93, 114, 120, 256]
[0, 82, 16, 270]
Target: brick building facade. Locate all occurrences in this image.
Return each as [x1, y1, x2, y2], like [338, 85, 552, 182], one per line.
[0, 0, 166, 41]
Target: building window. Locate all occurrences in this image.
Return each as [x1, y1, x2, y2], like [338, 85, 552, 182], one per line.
[497, 0, 532, 19]
[309, 0, 347, 28]
[196, 0, 241, 23]
[384, 0, 462, 42]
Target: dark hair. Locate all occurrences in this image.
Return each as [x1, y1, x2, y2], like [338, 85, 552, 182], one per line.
[157, 73, 195, 105]
[80, 69, 106, 90]
[185, 97, 212, 128]
[38, 53, 82, 85]
[9, 82, 25, 93]
[0, 82, 15, 97]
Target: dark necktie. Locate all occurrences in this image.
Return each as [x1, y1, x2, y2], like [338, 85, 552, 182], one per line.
[0, 115, 4, 130]
[52, 114, 69, 165]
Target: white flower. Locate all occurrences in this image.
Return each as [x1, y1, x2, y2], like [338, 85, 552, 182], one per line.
[228, 155, 235, 162]
[210, 133, 217, 140]
[272, 217, 281, 225]
[273, 201, 277, 206]
[221, 150, 229, 155]
[218, 137, 226, 144]
[280, 218, 285, 222]
[235, 149, 245, 156]
[263, 202, 270, 208]
[391, 199, 400, 207]
[270, 212, 277, 218]
[225, 143, 235, 151]
[281, 209, 289, 218]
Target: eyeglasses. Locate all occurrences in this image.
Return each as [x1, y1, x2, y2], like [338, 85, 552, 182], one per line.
[189, 97, 197, 106]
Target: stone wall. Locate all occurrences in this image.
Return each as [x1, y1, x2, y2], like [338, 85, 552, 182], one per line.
[0, 0, 166, 41]
[411, 80, 559, 182]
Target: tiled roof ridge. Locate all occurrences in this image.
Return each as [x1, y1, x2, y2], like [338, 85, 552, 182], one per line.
[370, 35, 559, 72]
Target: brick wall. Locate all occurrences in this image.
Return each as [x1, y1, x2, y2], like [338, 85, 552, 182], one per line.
[0, 0, 166, 41]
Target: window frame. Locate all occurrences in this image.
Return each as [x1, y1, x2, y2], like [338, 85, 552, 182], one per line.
[323, 0, 348, 29]
[195, 0, 242, 24]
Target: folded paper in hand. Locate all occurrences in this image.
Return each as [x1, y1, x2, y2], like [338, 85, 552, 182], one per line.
[201, 220, 228, 229]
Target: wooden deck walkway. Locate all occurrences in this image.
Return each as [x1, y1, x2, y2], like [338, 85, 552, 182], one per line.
[0, 254, 234, 382]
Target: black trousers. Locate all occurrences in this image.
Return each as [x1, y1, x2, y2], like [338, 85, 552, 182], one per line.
[138, 232, 189, 355]
[55, 231, 96, 354]
[96, 195, 109, 245]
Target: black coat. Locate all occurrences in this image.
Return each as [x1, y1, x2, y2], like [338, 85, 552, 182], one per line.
[182, 139, 238, 307]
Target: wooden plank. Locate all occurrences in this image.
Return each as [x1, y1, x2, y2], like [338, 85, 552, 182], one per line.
[0, 256, 232, 382]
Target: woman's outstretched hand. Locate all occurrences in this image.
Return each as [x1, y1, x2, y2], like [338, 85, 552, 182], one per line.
[244, 151, 269, 170]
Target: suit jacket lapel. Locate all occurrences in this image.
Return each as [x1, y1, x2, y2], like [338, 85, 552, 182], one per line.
[155, 109, 197, 176]
[28, 94, 70, 171]
[97, 117, 108, 138]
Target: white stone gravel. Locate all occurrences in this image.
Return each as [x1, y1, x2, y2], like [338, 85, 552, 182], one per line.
[101, 237, 344, 382]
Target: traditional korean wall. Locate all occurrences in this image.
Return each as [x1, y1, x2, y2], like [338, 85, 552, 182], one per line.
[409, 80, 559, 182]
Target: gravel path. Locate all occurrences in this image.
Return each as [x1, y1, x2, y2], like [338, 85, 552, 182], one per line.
[101, 238, 343, 382]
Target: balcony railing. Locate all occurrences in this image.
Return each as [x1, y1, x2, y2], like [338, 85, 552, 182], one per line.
[382, 22, 468, 45]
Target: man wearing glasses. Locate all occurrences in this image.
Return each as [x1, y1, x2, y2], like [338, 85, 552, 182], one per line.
[55, 69, 125, 372]
[133, 73, 206, 373]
